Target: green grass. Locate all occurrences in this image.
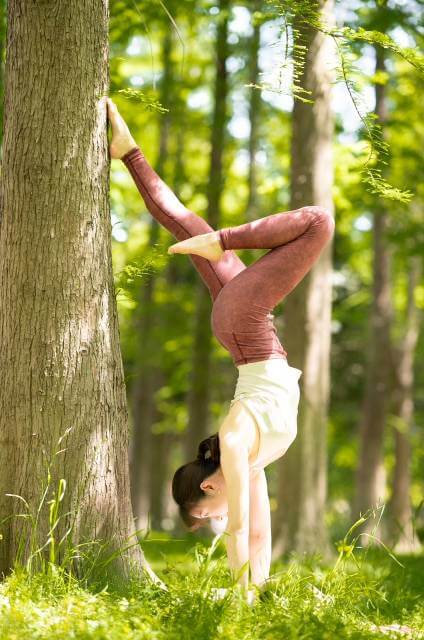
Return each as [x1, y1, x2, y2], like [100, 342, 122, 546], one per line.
[0, 534, 422, 640]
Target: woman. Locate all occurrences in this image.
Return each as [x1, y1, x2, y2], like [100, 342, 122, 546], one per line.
[106, 97, 335, 592]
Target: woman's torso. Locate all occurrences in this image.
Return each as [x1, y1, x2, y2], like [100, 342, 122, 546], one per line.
[229, 357, 302, 471]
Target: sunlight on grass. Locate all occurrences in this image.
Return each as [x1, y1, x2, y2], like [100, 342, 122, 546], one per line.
[0, 540, 423, 639]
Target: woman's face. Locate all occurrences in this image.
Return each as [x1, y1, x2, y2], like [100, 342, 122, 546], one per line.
[190, 492, 228, 520]
[189, 468, 228, 521]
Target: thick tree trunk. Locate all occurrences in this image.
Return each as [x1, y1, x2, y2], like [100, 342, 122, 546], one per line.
[185, 0, 230, 459]
[387, 258, 421, 552]
[273, 0, 335, 557]
[353, 47, 393, 537]
[0, 0, 5, 148]
[0, 0, 153, 580]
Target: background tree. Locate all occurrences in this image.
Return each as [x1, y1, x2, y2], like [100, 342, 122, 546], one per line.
[273, 0, 336, 556]
[245, 0, 263, 221]
[185, 0, 231, 460]
[129, 27, 175, 533]
[353, 42, 393, 535]
[387, 257, 422, 551]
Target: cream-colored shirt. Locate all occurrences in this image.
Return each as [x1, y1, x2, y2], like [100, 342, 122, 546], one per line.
[229, 357, 302, 470]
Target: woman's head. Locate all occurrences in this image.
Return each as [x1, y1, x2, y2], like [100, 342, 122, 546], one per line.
[172, 433, 228, 531]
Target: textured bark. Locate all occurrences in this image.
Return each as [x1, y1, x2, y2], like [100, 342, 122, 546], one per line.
[353, 47, 393, 536]
[185, 0, 230, 459]
[0, 0, 150, 579]
[245, 0, 262, 222]
[273, 0, 335, 557]
[0, 0, 5, 148]
[129, 30, 173, 533]
[387, 258, 421, 552]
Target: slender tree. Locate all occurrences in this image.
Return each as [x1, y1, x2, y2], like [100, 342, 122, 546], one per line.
[353, 46, 393, 535]
[185, 0, 231, 459]
[273, 0, 335, 556]
[387, 257, 422, 552]
[245, 0, 262, 221]
[130, 28, 174, 533]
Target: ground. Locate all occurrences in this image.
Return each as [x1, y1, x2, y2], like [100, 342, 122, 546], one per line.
[0, 533, 423, 639]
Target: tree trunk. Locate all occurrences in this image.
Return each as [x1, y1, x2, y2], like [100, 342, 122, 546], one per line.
[185, 0, 230, 460]
[148, 255, 181, 530]
[353, 47, 393, 538]
[129, 256, 160, 533]
[129, 29, 173, 533]
[387, 257, 421, 552]
[273, 0, 335, 557]
[149, 432, 173, 530]
[0, 0, 5, 148]
[0, 0, 153, 580]
[246, 0, 262, 222]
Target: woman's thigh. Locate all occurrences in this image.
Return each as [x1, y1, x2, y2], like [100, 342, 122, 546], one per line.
[213, 219, 333, 329]
[211, 224, 333, 362]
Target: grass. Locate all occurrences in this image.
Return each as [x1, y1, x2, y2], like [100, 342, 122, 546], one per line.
[1, 453, 422, 638]
[0, 534, 422, 640]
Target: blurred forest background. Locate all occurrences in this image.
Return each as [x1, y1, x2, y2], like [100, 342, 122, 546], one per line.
[106, 0, 423, 553]
[0, 0, 422, 564]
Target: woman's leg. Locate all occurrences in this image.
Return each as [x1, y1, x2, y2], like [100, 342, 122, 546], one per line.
[211, 206, 335, 365]
[121, 146, 246, 302]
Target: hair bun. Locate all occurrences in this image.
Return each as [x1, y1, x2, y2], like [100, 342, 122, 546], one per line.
[196, 433, 220, 464]
[196, 448, 211, 461]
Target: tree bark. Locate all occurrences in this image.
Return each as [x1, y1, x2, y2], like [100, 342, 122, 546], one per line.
[387, 257, 421, 552]
[185, 0, 230, 460]
[0, 0, 5, 148]
[353, 47, 393, 538]
[273, 0, 335, 557]
[0, 0, 153, 580]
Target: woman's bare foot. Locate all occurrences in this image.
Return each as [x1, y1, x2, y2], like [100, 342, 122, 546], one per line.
[106, 97, 138, 159]
[168, 231, 225, 261]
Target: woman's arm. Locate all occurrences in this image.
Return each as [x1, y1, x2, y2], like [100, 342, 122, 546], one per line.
[248, 469, 272, 587]
[219, 428, 251, 589]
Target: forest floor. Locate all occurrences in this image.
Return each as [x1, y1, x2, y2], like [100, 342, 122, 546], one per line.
[0, 533, 422, 639]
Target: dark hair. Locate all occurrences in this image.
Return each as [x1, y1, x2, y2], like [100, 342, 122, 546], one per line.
[171, 433, 221, 531]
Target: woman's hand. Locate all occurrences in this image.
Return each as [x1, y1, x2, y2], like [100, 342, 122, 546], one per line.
[210, 587, 229, 601]
[210, 586, 257, 606]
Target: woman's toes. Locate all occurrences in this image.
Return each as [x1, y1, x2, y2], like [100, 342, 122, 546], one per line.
[167, 235, 224, 261]
[168, 240, 186, 254]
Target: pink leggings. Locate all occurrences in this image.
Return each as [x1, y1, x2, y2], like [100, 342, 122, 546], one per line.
[121, 146, 335, 366]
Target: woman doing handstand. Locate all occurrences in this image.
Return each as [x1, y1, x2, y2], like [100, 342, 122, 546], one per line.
[107, 98, 335, 593]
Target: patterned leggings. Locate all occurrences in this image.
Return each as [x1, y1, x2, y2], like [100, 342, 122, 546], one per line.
[121, 146, 335, 366]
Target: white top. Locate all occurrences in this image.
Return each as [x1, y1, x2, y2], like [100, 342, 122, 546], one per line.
[229, 357, 302, 470]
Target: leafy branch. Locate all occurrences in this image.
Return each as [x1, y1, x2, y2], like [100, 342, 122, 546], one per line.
[266, 0, 422, 202]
